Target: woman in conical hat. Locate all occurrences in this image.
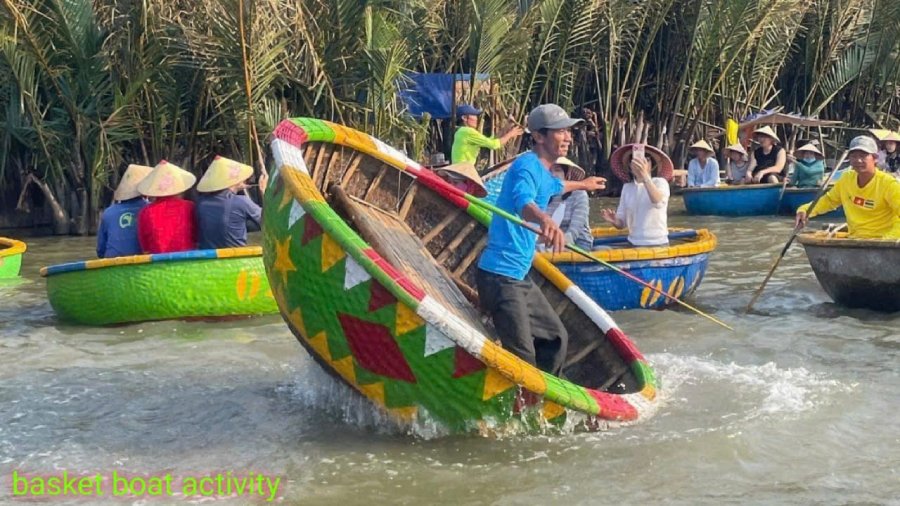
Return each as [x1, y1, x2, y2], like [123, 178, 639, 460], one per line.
[195, 156, 269, 249]
[876, 131, 900, 175]
[686, 139, 720, 188]
[434, 161, 488, 197]
[724, 143, 749, 184]
[96, 164, 153, 258]
[748, 125, 786, 184]
[136, 160, 198, 254]
[600, 144, 673, 247]
[788, 143, 826, 188]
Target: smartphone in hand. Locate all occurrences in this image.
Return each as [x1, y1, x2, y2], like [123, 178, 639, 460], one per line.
[632, 144, 646, 163]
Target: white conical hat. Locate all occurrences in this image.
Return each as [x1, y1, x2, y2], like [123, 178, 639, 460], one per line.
[796, 143, 823, 157]
[690, 139, 714, 153]
[880, 131, 900, 143]
[553, 157, 586, 181]
[435, 162, 487, 197]
[753, 126, 780, 143]
[114, 164, 153, 201]
[196, 156, 254, 192]
[137, 160, 197, 197]
[724, 143, 747, 156]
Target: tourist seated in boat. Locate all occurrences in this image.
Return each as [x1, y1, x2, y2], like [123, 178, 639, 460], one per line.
[136, 160, 198, 254]
[476, 104, 606, 375]
[195, 156, 269, 249]
[724, 143, 749, 184]
[96, 164, 152, 258]
[433, 161, 488, 197]
[600, 144, 674, 247]
[747, 126, 786, 183]
[787, 143, 825, 188]
[686, 139, 719, 187]
[796, 136, 900, 239]
[451, 104, 524, 165]
[876, 131, 900, 176]
[540, 157, 592, 251]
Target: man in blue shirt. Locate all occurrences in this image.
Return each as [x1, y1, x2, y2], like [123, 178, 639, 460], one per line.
[476, 104, 607, 375]
[97, 164, 152, 258]
[195, 156, 269, 249]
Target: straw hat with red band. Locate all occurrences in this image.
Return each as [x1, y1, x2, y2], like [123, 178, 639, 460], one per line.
[114, 164, 153, 201]
[553, 157, 586, 181]
[435, 162, 488, 197]
[197, 156, 254, 192]
[610, 144, 675, 183]
[137, 160, 197, 197]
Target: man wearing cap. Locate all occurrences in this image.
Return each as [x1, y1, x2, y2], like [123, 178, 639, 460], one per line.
[195, 156, 269, 249]
[796, 136, 900, 239]
[476, 104, 607, 376]
[451, 104, 524, 165]
[96, 164, 152, 258]
[137, 160, 198, 254]
[747, 126, 787, 183]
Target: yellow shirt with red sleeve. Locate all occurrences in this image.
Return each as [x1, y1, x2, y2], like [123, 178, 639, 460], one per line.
[798, 170, 900, 239]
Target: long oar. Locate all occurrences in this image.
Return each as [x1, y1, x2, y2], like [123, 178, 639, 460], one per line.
[437, 182, 734, 331]
[745, 149, 849, 313]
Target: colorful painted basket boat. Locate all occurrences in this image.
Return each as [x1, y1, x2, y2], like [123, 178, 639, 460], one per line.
[540, 228, 716, 310]
[778, 188, 845, 219]
[264, 118, 658, 434]
[41, 247, 278, 325]
[0, 237, 27, 278]
[682, 183, 782, 216]
[797, 231, 900, 312]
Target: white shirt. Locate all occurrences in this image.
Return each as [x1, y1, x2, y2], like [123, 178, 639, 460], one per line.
[616, 178, 670, 246]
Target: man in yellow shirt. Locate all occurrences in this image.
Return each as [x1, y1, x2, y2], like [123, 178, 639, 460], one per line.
[796, 136, 900, 239]
[451, 104, 523, 165]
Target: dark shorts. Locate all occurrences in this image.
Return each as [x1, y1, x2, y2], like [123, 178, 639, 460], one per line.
[476, 268, 569, 375]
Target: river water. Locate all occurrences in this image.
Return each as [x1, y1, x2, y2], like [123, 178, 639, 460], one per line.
[1, 197, 898, 505]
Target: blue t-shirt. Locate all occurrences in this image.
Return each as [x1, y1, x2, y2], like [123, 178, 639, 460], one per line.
[97, 198, 148, 258]
[478, 152, 564, 280]
[195, 190, 263, 249]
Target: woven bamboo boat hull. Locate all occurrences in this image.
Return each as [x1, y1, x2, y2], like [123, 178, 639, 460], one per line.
[797, 231, 900, 312]
[778, 188, 845, 219]
[0, 237, 26, 278]
[542, 228, 716, 310]
[682, 184, 782, 216]
[41, 248, 278, 325]
[264, 118, 659, 434]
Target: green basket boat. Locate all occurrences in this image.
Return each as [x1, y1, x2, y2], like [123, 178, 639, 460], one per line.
[41, 247, 278, 325]
[263, 118, 659, 434]
[0, 237, 26, 278]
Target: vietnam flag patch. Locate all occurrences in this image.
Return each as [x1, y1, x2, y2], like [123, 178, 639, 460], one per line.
[852, 196, 875, 209]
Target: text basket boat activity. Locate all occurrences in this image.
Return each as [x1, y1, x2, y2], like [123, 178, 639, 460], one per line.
[263, 118, 659, 433]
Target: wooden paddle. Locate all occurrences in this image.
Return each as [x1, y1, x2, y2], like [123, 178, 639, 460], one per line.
[745, 149, 849, 313]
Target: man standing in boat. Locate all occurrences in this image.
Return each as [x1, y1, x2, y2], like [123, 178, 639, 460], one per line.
[476, 104, 607, 375]
[796, 136, 900, 239]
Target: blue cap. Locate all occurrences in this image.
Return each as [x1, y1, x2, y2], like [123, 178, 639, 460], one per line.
[457, 104, 482, 116]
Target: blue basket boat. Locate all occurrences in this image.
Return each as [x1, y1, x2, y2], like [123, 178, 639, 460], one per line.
[778, 188, 845, 219]
[539, 228, 717, 310]
[681, 184, 782, 216]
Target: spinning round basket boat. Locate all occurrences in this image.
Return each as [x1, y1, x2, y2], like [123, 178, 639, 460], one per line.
[41, 247, 278, 325]
[264, 118, 659, 434]
[797, 231, 900, 312]
[0, 237, 27, 279]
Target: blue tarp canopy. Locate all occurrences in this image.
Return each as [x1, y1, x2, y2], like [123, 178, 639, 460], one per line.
[398, 72, 490, 120]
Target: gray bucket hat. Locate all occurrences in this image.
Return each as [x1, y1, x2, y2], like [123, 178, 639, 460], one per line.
[849, 136, 878, 155]
[526, 104, 584, 132]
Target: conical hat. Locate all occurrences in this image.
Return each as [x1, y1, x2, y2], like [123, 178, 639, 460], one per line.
[689, 139, 714, 153]
[796, 143, 823, 157]
[114, 164, 153, 201]
[137, 160, 197, 197]
[868, 129, 891, 141]
[436, 162, 487, 197]
[753, 126, 780, 143]
[724, 143, 747, 156]
[553, 157, 586, 181]
[197, 156, 254, 192]
[610, 144, 675, 183]
[880, 131, 900, 143]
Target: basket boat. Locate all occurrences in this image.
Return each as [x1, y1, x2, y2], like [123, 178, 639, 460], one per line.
[681, 184, 782, 216]
[263, 118, 659, 434]
[41, 247, 278, 325]
[797, 231, 900, 312]
[778, 188, 845, 219]
[540, 228, 716, 310]
[0, 237, 27, 278]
